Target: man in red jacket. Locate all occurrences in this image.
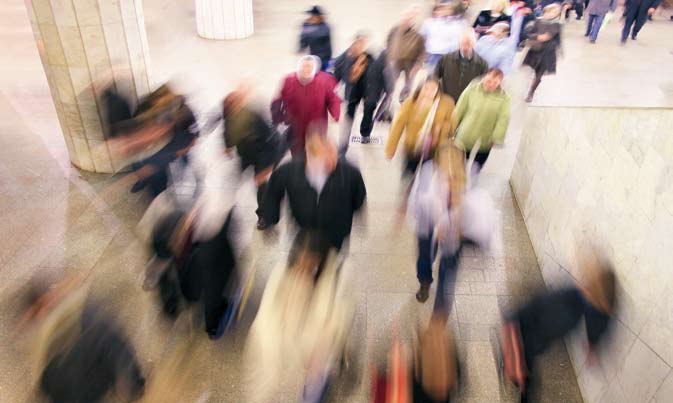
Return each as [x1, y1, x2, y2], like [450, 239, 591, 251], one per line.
[272, 56, 341, 157]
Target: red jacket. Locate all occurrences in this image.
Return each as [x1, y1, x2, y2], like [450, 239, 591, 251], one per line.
[273, 72, 341, 153]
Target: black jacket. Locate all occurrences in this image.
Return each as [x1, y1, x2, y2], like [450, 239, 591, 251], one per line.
[299, 22, 332, 63]
[334, 51, 374, 100]
[334, 51, 388, 102]
[263, 158, 366, 249]
[508, 287, 611, 364]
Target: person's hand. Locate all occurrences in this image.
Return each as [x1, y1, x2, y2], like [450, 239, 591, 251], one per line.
[537, 32, 552, 42]
[648, 7, 656, 16]
[385, 152, 394, 161]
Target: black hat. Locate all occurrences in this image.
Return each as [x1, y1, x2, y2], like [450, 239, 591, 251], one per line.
[306, 5, 325, 16]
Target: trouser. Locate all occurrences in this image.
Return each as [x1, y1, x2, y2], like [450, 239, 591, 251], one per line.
[473, 149, 492, 172]
[256, 181, 268, 218]
[585, 14, 606, 41]
[416, 236, 461, 312]
[565, 0, 584, 18]
[528, 72, 544, 98]
[622, 5, 649, 41]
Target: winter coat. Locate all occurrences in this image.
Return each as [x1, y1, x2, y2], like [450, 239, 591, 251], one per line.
[523, 19, 562, 75]
[387, 25, 426, 65]
[473, 10, 511, 37]
[386, 94, 457, 159]
[272, 72, 341, 153]
[625, 0, 661, 14]
[223, 108, 280, 169]
[586, 0, 617, 15]
[299, 22, 332, 64]
[366, 51, 391, 102]
[475, 11, 525, 75]
[434, 51, 489, 101]
[453, 79, 510, 152]
[263, 158, 366, 249]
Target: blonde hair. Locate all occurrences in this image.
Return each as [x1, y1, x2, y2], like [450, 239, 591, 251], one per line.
[491, 0, 507, 13]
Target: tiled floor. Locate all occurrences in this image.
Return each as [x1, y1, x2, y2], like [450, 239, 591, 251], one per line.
[2, 0, 672, 401]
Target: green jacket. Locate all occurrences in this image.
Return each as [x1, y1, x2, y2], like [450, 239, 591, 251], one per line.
[453, 80, 510, 152]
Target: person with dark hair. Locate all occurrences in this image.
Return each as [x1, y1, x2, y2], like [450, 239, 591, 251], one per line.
[299, 5, 333, 70]
[621, 0, 661, 43]
[522, 4, 563, 103]
[386, 78, 457, 179]
[262, 134, 366, 250]
[434, 29, 489, 102]
[18, 276, 145, 403]
[453, 68, 510, 172]
[205, 87, 281, 230]
[499, 261, 617, 402]
[271, 56, 341, 158]
[333, 33, 379, 152]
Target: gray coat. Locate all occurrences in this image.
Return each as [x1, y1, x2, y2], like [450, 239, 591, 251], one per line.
[586, 0, 616, 16]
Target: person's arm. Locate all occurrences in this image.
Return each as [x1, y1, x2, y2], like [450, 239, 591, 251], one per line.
[507, 8, 526, 50]
[262, 163, 289, 226]
[325, 75, 341, 122]
[453, 83, 472, 127]
[333, 52, 348, 83]
[299, 24, 309, 52]
[385, 98, 412, 159]
[492, 96, 511, 146]
[649, 0, 661, 13]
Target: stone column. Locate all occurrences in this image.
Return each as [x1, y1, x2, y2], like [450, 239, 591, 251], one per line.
[195, 0, 253, 40]
[25, 0, 152, 173]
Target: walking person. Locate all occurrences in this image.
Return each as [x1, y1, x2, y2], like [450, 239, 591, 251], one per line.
[333, 33, 381, 153]
[409, 145, 465, 308]
[522, 4, 563, 103]
[621, 0, 661, 44]
[206, 87, 282, 230]
[386, 6, 426, 104]
[584, 0, 617, 43]
[386, 78, 458, 184]
[262, 134, 366, 251]
[299, 6, 333, 70]
[271, 56, 341, 158]
[473, 0, 511, 37]
[453, 68, 511, 172]
[499, 256, 617, 402]
[434, 30, 489, 102]
[421, 2, 469, 68]
[475, 5, 530, 75]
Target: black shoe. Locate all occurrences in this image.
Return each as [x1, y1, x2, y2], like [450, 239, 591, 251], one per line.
[130, 180, 147, 193]
[256, 217, 268, 230]
[360, 136, 371, 144]
[584, 32, 590, 37]
[525, 94, 534, 103]
[620, 38, 627, 45]
[631, 35, 637, 40]
[416, 284, 430, 303]
[589, 39, 596, 44]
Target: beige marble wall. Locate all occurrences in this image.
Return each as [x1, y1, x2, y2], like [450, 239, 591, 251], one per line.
[25, 0, 151, 173]
[510, 106, 673, 403]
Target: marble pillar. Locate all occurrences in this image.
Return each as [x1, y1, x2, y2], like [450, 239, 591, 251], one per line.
[195, 0, 253, 40]
[24, 0, 152, 173]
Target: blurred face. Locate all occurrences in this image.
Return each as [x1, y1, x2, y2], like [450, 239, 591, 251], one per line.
[491, 0, 506, 13]
[482, 72, 503, 92]
[459, 35, 474, 55]
[307, 136, 338, 173]
[298, 59, 316, 82]
[350, 38, 367, 56]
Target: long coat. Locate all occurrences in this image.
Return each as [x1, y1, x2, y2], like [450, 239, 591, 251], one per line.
[523, 20, 562, 75]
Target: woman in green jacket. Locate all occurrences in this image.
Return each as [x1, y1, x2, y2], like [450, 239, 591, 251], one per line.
[453, 68, 510, 172]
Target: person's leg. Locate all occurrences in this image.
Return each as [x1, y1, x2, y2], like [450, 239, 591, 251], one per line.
[472, 149, 492, 173]
[526, 72, 543, 102]
[590, 14, 605, 42]
[416, 235, 434, 302]
[360, 99, 377, 138]
[622, 10, 637, 42]
[575, 0, 584, 19]
[633, 6, 649, 39]
[433, 248, 460, 313]
[585, 14, 595, 36]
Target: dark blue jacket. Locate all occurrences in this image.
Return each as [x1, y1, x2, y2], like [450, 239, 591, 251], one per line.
[299, 22, 332, 64]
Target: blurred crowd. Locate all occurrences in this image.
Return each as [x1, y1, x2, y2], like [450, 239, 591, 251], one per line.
[9, 0, 644, 401]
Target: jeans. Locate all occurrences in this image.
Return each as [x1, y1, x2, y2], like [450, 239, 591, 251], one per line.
[417, 236, 461, 312]
[585, 14, 605, 41]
